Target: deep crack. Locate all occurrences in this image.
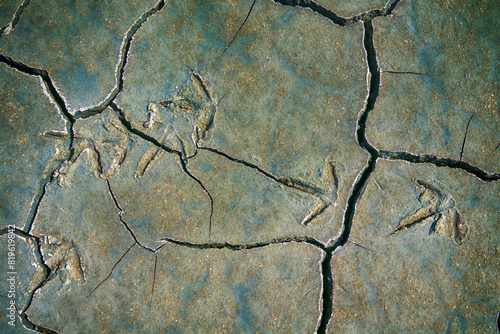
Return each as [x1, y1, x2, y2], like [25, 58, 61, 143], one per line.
[159, 235, 326, 251]
[317, 21, 381, 333]
[75, 0, 168, 119]
[379, 150, 500, 181]
[0, 54, 75, 235]
[0, 0, 32, 36]
[1, 0, 498, 332]
[0, 227, 57, 333]
[270, 0, 401, 26]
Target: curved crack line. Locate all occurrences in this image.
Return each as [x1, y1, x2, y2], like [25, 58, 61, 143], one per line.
[109, 102, 215, 239]
[379, 150, 500, 181]
[105, 179, 156, 252]
[270, 0, 401, 27]
[90, 234, 326, 303]
[271, 0, 346, 25]
[0, 228, 58, 333]
[0, 54, 75, 235]
[0, 54, 74, 124]
[315, 20, 380, 334]
[75, 0, 168, 119]
[178, 158, 215, 239]
[328, 21, 380, 252]
[198, 146, 338, 226]
[159, 235, 326, 251]
[0, 0, 32, 36]
[215, 0, 258, 62]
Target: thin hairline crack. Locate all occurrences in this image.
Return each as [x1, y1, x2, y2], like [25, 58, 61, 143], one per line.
[89, 231, 327, 296]
[1, 0, 499, 332]
[109, 101, 215, 239]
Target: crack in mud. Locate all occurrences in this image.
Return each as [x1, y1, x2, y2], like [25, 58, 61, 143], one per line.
[459, 114, 475, 162]
[379, 150, 500, 181]
[1, 0, 499, 332]
[159, 235, 326, 251]
[0, 0, 32, 36]
[89, 243, 136, 296]
[381, 70, 428, 75]
[74, 0, 168, 119]
[0, 53, 76, 236]
[271, 0, 401, 26]
[216, 0, 258, 61]
[105, 179, 156, 252]
[89, 233, 326, 297]
[110, 102, 215, 238]
[0, 228, 58, 333]
[315, 20, 380, 334]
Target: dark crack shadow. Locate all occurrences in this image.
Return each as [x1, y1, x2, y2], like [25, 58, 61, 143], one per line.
[75, 0, 168, 119]
[0, 53, 76, 235]
[0, 0, 32, 36]
[109, 102, 215, 239]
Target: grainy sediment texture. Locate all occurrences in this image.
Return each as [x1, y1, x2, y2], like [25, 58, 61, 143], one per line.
[0, 0, 498, 333]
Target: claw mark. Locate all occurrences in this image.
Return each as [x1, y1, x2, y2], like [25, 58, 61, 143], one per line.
[201, 146, 338, 226]
[187, 65, 212, 102]
[373, 178, 383, 191]
[135, 145, 163, 178]
[459, 114, 474, 161]
[283, 158, 338, 225]
[144, 68, 216, 164]
[434, 207, 468, 245]
[47, 118, 129, 184]
[387, 198, 438, 236]
[387, 179, 468, 244]
[90, 243, 135, 296]
[135, 127, 172, 178]
[29, 235, 85, 293]
[142, 103, 163, 129]
[349, 241, 375, 253]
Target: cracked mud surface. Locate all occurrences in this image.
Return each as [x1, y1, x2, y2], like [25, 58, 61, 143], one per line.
[0, 0, 498, 333]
